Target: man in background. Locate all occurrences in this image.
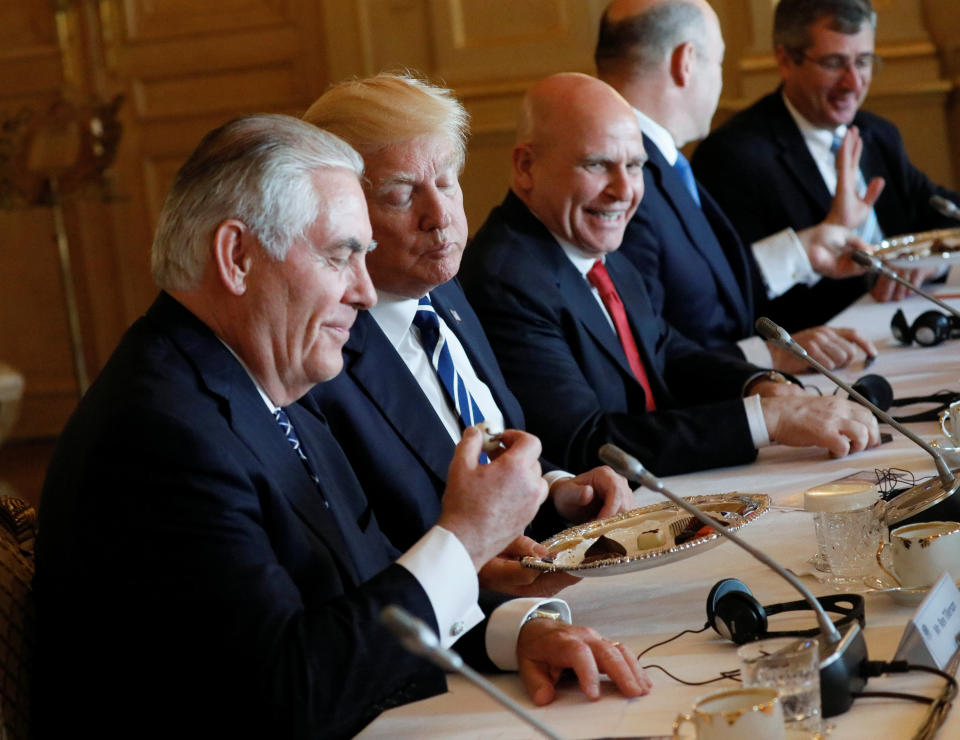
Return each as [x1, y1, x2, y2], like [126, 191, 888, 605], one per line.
[693, 0, 960, 328]
[595, 0, 877, 370]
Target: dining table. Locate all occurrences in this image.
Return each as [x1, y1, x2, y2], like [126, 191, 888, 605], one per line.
[359, 278, 960, 739]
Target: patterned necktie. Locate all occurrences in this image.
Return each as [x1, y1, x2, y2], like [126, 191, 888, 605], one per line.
[831, 133, 883, 244]
[413, 295, 489, 462]
[673, 151, 701, 207]
[274, 406, 329, 507]
[586, 260, 656, 411]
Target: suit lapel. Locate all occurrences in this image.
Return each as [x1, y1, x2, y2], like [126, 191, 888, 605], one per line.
[644, 138, 752, 329]
[343, 312, 455, 484]
[767, 95, 833, 213]
[150, 294, 362, 585]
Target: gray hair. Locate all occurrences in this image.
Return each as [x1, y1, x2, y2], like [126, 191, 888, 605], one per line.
[595, 1, 707, 76]
[151, 113, 364, 291]
[303, 71, 470, 171]
[773, 0, 876, 59]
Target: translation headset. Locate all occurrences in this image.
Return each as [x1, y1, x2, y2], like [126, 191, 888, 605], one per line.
[842, 373, 960, 423]
[891, 308, 960, 347]
[705, 578, 865, 646]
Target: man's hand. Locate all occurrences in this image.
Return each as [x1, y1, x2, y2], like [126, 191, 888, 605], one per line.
[825, 126, 885, 230]
[550, 466, 635, 523]
[517, 617, 652, 705]
[796, 223, 873, 279]
[870, 267, 942, 302]
[438, 428, 548, 570]
[478, 536, 580, 597]
[760, 395, 881, 458]
[768, 326, 877, 373]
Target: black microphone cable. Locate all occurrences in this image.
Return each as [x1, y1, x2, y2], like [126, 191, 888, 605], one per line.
[854, 660, 958, 740]
[636, 625, 742, 686]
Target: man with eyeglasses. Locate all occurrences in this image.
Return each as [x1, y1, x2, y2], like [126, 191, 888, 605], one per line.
[693, 0, 960, 330]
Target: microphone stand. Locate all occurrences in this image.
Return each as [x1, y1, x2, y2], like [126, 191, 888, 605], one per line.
[930, 195, 960, 222]
[598, 444, 867, 717]
[849, 249, 960, 320]
[381, 605, 568, 740]
[755, 317, 960, 511]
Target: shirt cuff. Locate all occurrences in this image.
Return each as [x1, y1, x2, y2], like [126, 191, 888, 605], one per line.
[544, 470, 575, 488]
[485, 598, 572, 671]
[742, 394, 771, 448]
[396, 525, 484, 649]
[752, 228, 820, 299]
[738, 336, 773, 368]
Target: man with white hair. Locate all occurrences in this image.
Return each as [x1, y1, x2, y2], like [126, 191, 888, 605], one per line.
[33, 113, 650, 740]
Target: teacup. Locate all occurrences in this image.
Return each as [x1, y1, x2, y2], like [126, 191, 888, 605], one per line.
[940, 400, 960, 447]
[877, 521, 960, 588]
[673, 686, 784, 740]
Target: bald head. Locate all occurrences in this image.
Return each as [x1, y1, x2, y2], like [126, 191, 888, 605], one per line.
[511, 73, 645, 257]
[595, 0, 724, 147]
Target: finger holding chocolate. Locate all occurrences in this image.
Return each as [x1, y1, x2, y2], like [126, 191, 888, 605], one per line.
[472, 421, 505, 454]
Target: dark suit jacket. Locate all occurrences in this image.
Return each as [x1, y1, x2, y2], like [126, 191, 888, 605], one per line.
[620, 135, 761, 356]
[692, 90, 960, 330]
[459, 191, 762, 477]
[301, 278, 566, 552]
[33, 292, 499, 740]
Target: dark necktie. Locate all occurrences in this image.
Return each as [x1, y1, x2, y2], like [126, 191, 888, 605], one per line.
[587, 260, 656, 411]
[274, 406, 329, 507]
[412, 295, 489, 462]
[831, 133, 883, 244]
[673, 151, 701, 207]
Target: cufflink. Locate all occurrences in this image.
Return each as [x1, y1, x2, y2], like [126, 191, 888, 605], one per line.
[522, 608, 566, 626]
[449, 620, 465, 637]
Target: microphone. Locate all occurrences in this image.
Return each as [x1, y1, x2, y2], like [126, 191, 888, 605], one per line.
[380, 606, 568, 740]
[848, 249, 960, 321]
[931, 195, 960, 221]
[598, 444, 867, 718]
[756, 316, 960, 503]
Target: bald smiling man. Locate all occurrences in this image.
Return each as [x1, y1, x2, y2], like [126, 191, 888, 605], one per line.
[460, 72, 880, 477]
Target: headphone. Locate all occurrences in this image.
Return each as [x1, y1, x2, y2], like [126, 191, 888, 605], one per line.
[841, 373, 960, 423]
[705, 578, 865, 645]
[891, 309, 960, 347]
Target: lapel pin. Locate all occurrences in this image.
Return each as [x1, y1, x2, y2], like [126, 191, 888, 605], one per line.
[450, 309, 462, 323]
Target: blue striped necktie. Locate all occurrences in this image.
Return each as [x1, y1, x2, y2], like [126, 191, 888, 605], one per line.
[274, 406, 329, 507]
[831, 133, 883, 244]
[413, 295, 488, 462]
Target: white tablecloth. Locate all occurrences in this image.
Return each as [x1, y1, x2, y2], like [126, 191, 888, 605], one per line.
[359, 289, 960, 739]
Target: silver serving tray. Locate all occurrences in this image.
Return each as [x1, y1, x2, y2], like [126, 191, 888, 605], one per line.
[875, 227, 960, 269]
[522, 493, 770, 577]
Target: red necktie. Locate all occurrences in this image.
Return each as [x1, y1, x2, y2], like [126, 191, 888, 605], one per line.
[587, 260, 656, 411]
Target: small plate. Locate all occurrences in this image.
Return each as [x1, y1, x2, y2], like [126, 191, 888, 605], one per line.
[874, 227, 960, 268]
[862, 575, 960, 606]
[521, 493, 770, 577]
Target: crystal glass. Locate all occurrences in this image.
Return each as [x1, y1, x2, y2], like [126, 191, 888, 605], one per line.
[738, 637, 822, 734]
[815, 500, 883, 582]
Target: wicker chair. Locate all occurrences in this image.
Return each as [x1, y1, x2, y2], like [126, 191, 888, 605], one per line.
[0, 488, 35, 740]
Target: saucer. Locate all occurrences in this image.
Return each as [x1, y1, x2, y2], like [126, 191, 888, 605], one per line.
[862, 575, 960, 606]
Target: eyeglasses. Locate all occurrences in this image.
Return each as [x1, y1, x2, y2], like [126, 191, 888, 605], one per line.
[799, 52, 881, 75]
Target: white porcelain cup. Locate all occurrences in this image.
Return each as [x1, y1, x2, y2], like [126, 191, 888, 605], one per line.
[877, 521, 960, 588]
[673, 686, 785, 740]
[940, 400, 960, 447]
